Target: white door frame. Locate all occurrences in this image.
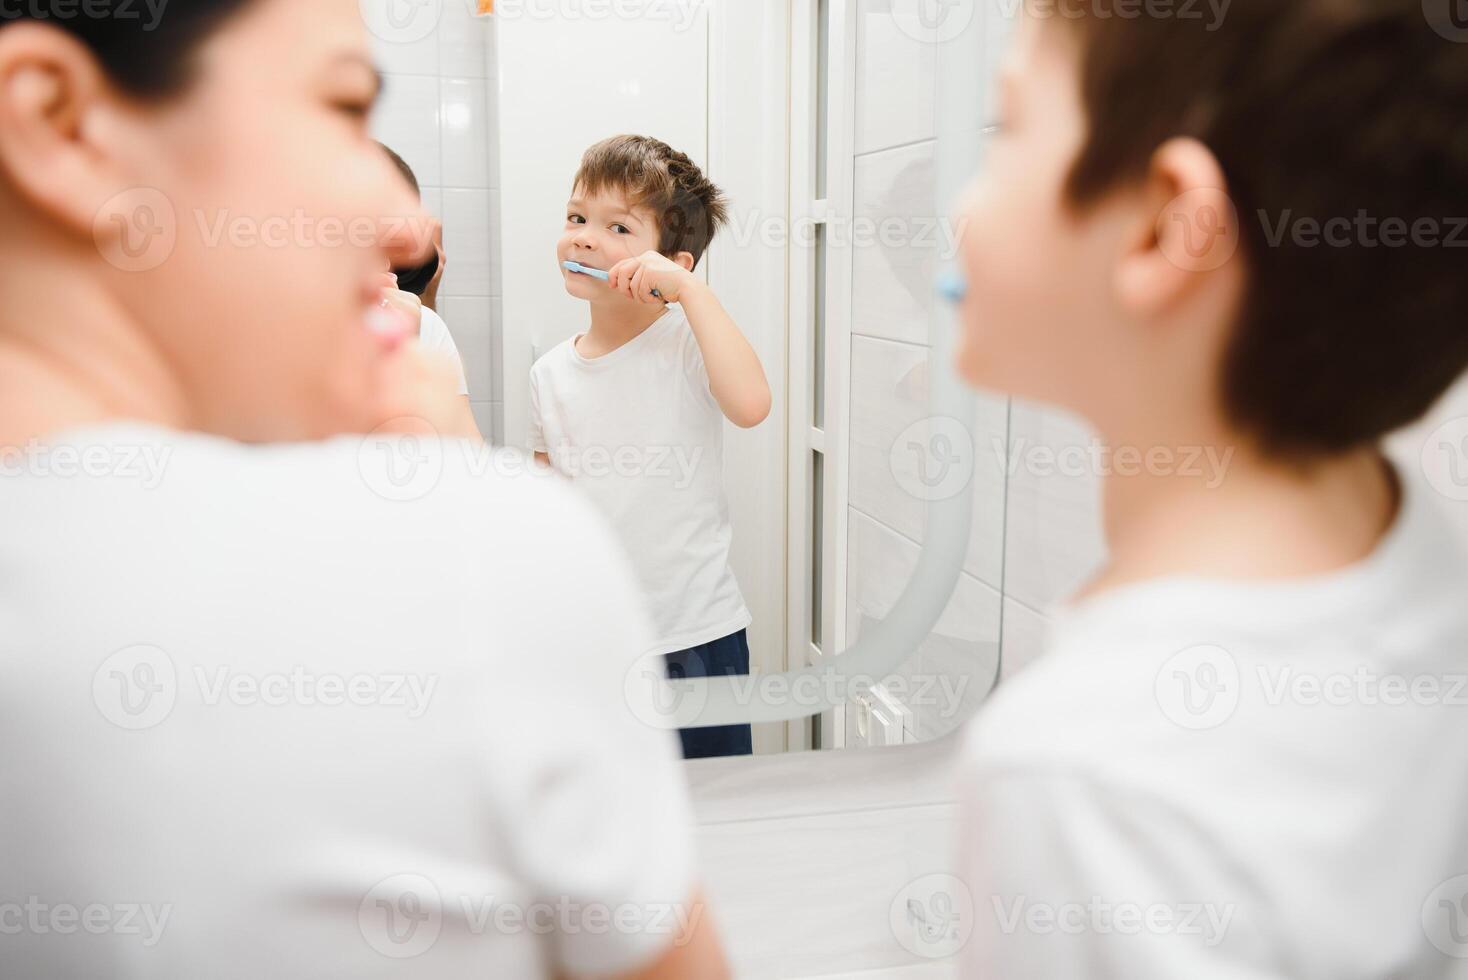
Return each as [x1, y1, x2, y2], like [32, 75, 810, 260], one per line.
[787, 0, 857, 750]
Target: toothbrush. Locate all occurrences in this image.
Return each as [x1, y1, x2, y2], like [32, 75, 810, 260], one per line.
[563, 260, 662, 299]
[936, 269, 967, 304]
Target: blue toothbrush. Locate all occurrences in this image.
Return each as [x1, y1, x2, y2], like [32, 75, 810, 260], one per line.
[563, 260, 662, 300]
[936, 269, 967, 304]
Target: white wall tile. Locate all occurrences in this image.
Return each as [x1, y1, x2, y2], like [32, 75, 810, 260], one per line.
[998, 598, 1048, 684]
[851, 142, 939, 348]
[847, 337, 1009, 589]
[436, 296, 493, 400]
[471, 401, 496, 442]
[440, 188, 493, 296]
[373, 74, 443, 187]
[1001, 400, 1108, 610]
[366, 17, 441, 76]
[846, 510, 1001, 742]
[854, 0, 937, 155]
[441, 78, 493, 189]
[439, 0, 490, 78]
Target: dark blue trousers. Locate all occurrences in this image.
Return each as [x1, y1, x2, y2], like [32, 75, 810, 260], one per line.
[663, 629, 754, 759]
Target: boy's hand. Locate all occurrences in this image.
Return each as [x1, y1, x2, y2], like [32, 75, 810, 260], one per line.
[608, 251, 698, 305]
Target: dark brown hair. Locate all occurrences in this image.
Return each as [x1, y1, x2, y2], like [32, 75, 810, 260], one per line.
[1052, 0, 1468, 457]
[2, 0, 255, 97]
[573, 135, 730, 268]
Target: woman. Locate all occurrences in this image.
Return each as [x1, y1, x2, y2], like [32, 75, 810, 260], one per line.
[0, 2, 725, 977]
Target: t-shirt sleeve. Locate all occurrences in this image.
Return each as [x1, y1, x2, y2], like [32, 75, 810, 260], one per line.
[416, 307, 471, 397]
[485, 491, 696, 976]
[526, 365, 549, 455]
[957, 745, 1263, 977]
[676, 316, 720, 414]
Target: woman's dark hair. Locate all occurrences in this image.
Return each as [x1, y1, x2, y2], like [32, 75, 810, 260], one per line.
[378, 142, 421, 196]
[2, 0, 256, 97]
[376, 141, 440, 297]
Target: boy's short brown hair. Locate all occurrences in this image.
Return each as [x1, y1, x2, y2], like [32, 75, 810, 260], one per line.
[1051, 0, 1468, 457]
[573, 135, 730, 268]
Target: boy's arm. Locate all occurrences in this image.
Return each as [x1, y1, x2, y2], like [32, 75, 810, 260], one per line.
[677, 280, 773, 429]
[609, 251, 772, 429]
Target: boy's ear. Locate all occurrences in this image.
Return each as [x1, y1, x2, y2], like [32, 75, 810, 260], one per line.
[672, 251, 696, 272]
[1114, 137, 1242, 323]
[0, 23, 130, 236]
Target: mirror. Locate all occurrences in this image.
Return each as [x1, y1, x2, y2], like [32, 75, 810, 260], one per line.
[368, 0, 1107, 758]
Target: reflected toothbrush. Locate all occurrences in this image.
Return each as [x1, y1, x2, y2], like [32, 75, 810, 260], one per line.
[563, 260, 662, 299]
[936, 269, 968, 304]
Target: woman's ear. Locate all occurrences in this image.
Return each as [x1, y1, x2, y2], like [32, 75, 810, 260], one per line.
[0, 22, 133, 236]
[1114, 137, 1243, 322]
[673, 251, 696, 272]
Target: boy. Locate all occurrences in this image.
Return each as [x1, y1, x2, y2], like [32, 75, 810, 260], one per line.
[952, 1, 1468, 975]
[529, 136, 771, 759]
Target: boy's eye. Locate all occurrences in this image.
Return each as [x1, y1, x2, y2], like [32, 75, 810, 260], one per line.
[612, 224, 631, 235]
[333, 99, 372, 121]
[568, 214, 586, 225]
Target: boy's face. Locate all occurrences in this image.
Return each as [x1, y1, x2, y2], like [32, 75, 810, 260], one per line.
[954, 20, 1158, 422]
[559, 185, 662, 302]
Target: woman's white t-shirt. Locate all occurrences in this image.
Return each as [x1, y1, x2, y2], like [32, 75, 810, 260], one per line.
[958, 472, 1468, 978]
[0, 425, 695, 978]
[418, 306, 470, 396]
[527, 306, 751, 655]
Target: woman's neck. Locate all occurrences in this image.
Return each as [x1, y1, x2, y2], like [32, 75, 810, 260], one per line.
[1083, 435, 1398, 599]
[0, 252, 190, 446]
[577, 299, 668, 358]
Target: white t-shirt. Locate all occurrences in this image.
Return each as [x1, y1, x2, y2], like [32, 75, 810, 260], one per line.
[958, 471, 1468, 979]
[527, 307, 751, 655]
[418, 306, 470, 396]
[0, 424, 694, 978]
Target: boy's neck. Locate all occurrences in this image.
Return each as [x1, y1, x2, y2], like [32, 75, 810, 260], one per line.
[578, 299, 670, 357]
[1083, 438, 1399, 599]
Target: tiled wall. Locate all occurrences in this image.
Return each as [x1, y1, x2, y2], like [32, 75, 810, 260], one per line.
[843, 0, 1049, 744]
[368, 1, 503, 443]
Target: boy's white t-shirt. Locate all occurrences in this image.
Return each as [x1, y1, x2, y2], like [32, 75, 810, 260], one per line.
[958, 472, 1468, 979]
[527, 306, 751, 655]
[418, 305, 471, 396]
[0, 425, 695, 978]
